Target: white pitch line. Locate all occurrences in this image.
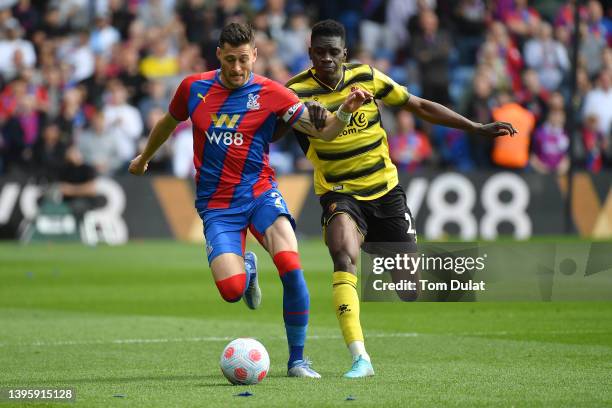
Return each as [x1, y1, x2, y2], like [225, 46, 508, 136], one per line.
[4, 330, 607, 348]
[0, 333, 419, 348]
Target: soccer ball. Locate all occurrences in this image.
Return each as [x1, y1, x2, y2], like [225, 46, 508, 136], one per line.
[220, 338, 270, 385]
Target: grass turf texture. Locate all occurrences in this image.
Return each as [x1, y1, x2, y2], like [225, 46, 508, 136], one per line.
[1, 240, 611, 407]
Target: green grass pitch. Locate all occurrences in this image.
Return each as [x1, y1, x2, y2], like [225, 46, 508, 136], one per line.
[1, 240, 611, 407]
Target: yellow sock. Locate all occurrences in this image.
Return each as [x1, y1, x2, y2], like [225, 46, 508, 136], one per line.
[332, 271, 364, 345]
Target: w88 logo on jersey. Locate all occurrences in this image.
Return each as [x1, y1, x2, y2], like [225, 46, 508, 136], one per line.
[205, 130, 244, 146]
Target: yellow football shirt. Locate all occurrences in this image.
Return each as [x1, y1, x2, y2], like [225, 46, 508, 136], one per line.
[287, 63, 410, 200]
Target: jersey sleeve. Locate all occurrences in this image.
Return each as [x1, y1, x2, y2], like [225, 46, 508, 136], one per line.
[372, 67, 410, 107]
[268, 80, 305, 126]
[168, 76, 191, 121]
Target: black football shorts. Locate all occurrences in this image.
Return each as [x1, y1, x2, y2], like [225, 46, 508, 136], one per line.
[319, 184, 417, 249]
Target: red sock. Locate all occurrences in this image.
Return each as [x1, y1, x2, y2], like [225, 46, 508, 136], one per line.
[215, 273, 246, 302]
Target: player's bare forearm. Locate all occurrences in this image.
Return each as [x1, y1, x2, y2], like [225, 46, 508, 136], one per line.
[404, 95, 478, 132]
[291, 88, 372, 141]
[291, 109, 347, 141]
[140, 113, 179, 162]
[129, 112, 179, 175]
[403, 95, 517, 137]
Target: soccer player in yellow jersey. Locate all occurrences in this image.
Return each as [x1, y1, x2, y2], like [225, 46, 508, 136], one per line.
[280, 20, 516, 378]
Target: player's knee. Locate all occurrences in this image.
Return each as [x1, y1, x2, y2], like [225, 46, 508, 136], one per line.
[215, 274, 246, 303]
[330, 248, 357, 272]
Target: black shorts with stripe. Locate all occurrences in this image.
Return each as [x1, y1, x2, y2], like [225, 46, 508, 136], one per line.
[319, 184, 417, 249]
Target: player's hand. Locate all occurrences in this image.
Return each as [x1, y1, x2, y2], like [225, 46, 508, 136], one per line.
[128, 154, 148, 175]
[305, 101, 327, 131]
[341, 87, 373, 113]
[475, 122, 518, 137]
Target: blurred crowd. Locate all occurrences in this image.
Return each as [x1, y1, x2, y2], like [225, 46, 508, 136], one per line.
[0, 0, 611, 185]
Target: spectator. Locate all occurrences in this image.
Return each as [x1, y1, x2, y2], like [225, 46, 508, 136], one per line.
[90, 13, 120, 57]
[389, 110, 432, 172]
[585, 0, 610, 45]
[57, 87, 87, 141]
[12, 0, 40, 37]
[32, 121, 67, 181]
[77, 110, 122, 176]
[491, 91, 535, 169]
[109, 0, 136, 40]
[582, 68, 612, 137]
[171, 120, 194, 179]
[137, 0, 175, 29]
[57, 145, 99, 222]
[452, 0, 488, 66]
[62, 30, 95, 84]
[138, 106, 171, 172]
[407, 0, 436, 40]
[80, 56, 111, 107]
[386, 0, 418, 48]
[501, 0, 540, 48]
[554, 0, 588, 34]
[117, 46, 147, 106]
[102, 81, 143, 168]
[138, 79, 170, 125]
[0, 0, 609, 177]
[580, 20, 607, 78]
[411, 9, 451, 105]
[487, 21, 523, 93]
[0, 17, 36, 81]
[360, 0, 395, 57]
[547, 91, 566, 113]
[530, 109, 570, 174]
[477, 41, 511, 92]
[266, 0, 287, 43]
[518, 68, 550, 125]
[277, 9, 310, 74]
[464, 72, 495, 167]
[1, 91, 42, 172]
[139, 38, 179, 79]
[178, 0, 209, 45]
[582, 114, 608, 173]
[176, 44, 206, 83]
[40, 66, 64, 120]
[57, 0, 91, 30]
[524, 21, 570, 92]
[573, 66, 593, 124]
[39, 6, 69, 39]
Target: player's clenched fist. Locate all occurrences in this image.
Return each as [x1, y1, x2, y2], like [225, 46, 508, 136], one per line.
[128, 155, 148, 175]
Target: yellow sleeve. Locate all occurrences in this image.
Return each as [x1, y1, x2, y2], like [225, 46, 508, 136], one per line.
[372, 67, 410, 107]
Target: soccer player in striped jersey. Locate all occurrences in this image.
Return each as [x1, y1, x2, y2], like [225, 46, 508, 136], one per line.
[280, 20, 517, 378]
[128, 22, 372, 378]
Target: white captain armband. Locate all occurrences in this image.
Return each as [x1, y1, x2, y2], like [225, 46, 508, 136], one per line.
[282, 102, 304, 124]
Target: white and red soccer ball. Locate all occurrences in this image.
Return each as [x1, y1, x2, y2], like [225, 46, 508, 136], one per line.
[220, 338, 270, 385]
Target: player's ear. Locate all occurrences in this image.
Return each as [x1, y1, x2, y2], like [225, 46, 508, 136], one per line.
[252, 46, 257, 62]
[342, 48, 347, 62]
[216, 46, 221, 60]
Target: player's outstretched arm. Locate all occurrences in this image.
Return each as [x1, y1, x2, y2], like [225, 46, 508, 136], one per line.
[403, 94, 518, 137]
[129, 112, 179, 175]
[291, 88, 372, 141]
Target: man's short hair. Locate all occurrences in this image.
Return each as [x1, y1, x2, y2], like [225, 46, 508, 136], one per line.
[219, 22, 255, 48]
[311, 19, 345, 44]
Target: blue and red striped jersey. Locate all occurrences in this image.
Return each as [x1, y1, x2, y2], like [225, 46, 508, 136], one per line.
[169, 70, 305, 210]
